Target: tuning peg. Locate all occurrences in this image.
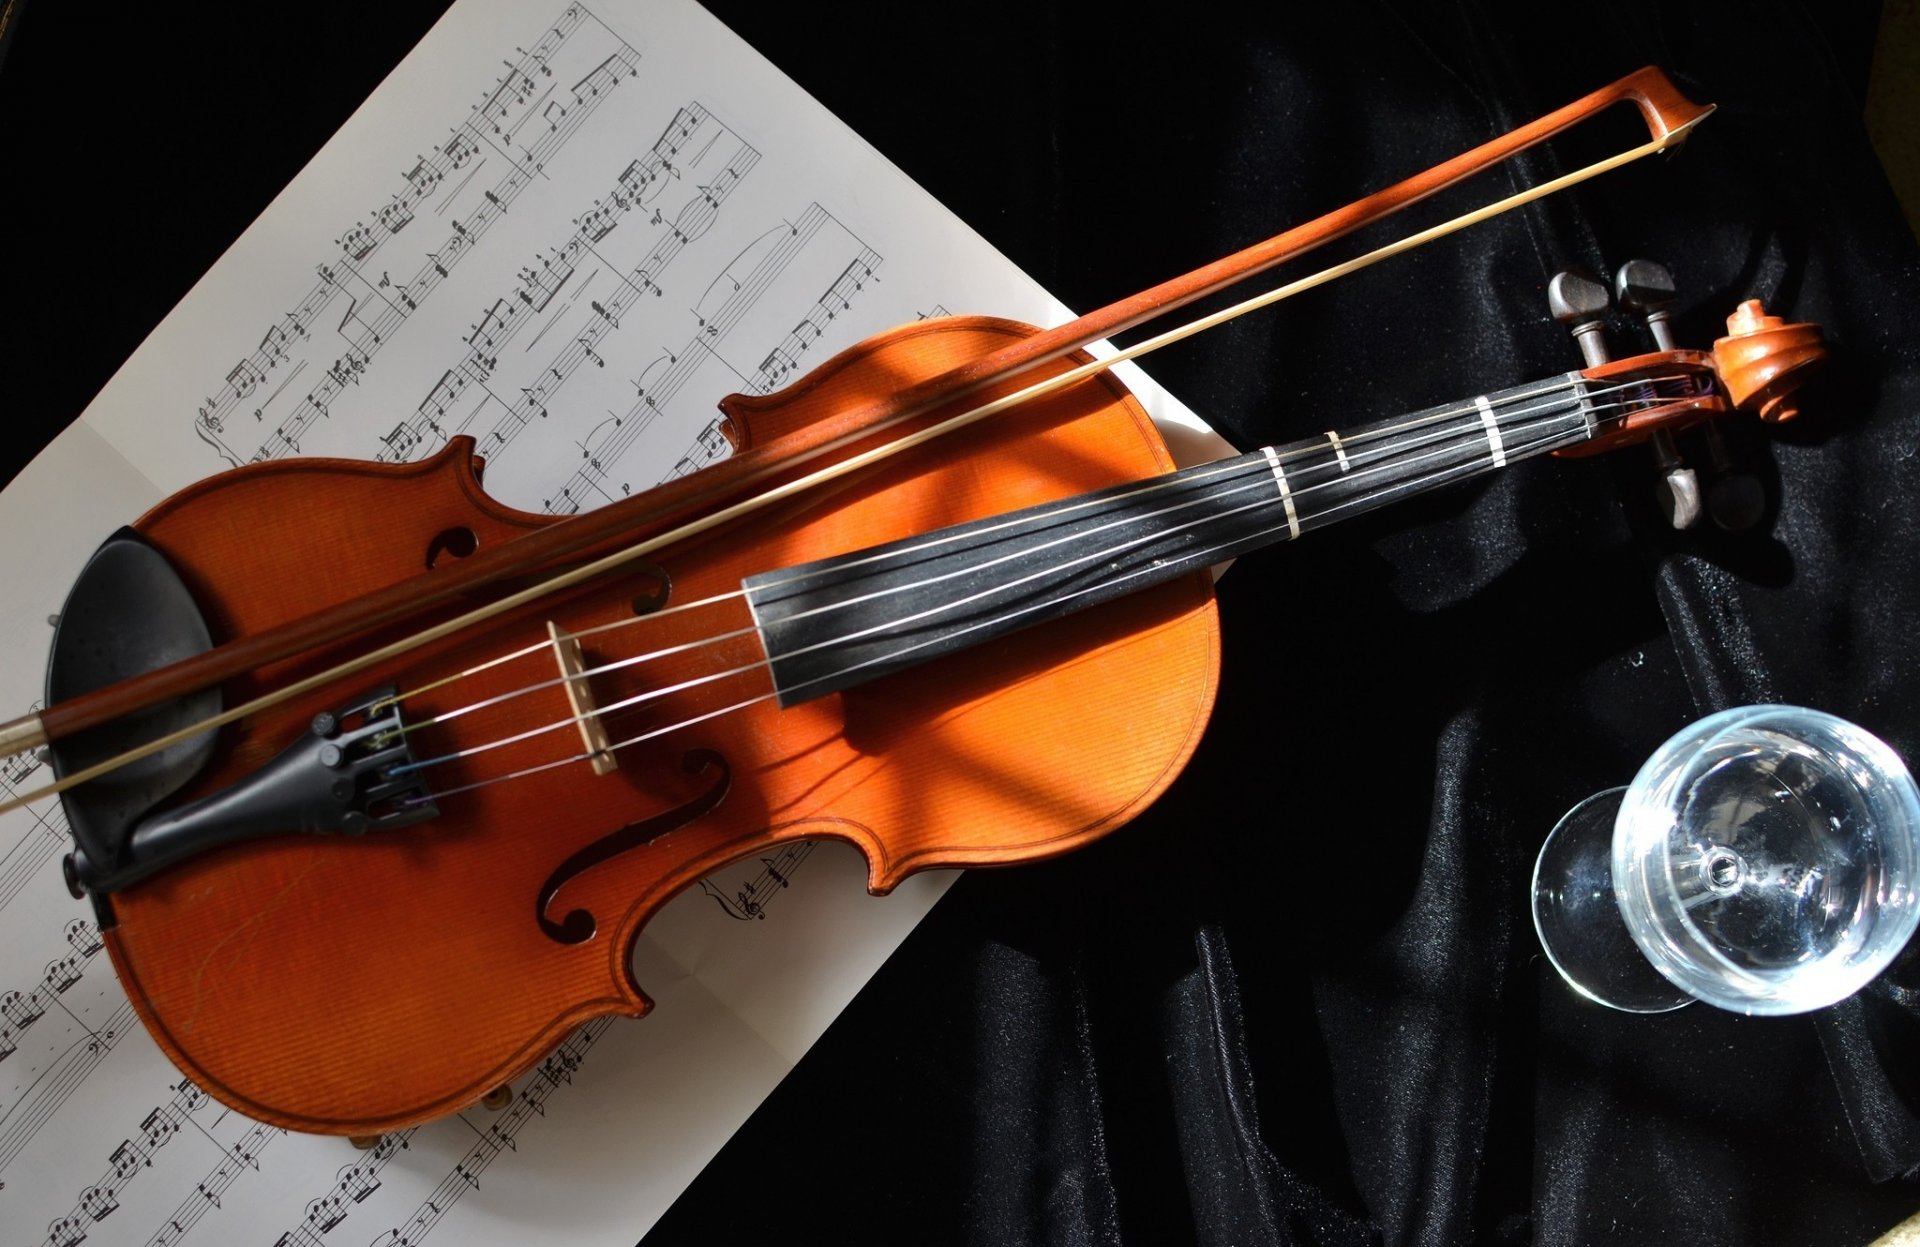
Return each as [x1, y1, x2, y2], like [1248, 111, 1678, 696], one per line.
[1650, 434, 1703, 530]
[1548, 269, 1613, 366]
[1553, 264, 1699, 529]
[1613, 259, 1678, 351]
[1616, 262, 1768, 530]
[1608, 258, 1697, 526]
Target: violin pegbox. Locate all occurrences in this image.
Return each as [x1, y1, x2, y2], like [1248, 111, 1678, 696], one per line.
[1547, 259, 1828, 531]
[1550, 261, 1704, 528]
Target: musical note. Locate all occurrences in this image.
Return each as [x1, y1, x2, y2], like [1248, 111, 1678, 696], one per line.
[443, 133, 478, 169]
[64, 920, 100, 958]
[338, 224, 377, 262]
[139, 1107, 180, 1151]
[224, 360, 265, 399]
[338, 1159, 382, 1201]
[1, 742, 41, 787]
[404, 157, 443, 199]
[699, 842, 818, 921]
[1, 986, 46, 1027]
[42, 953, 83, 993]
[379, 200, 416, 234]
[170, 1078, 208, 1115]
[108, 1139, 147, 1179]
[78, 1184, 117, 1221]
[304, 1193, 347, 1233]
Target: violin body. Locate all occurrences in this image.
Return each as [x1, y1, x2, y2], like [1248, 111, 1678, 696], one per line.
[84, 316, 1220, 1133]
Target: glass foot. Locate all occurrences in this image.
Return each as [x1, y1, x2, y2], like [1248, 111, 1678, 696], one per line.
[1534, 788, 1692, 1013]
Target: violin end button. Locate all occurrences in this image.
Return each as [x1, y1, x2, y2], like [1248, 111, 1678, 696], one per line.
[479, 1086, 513, 1111]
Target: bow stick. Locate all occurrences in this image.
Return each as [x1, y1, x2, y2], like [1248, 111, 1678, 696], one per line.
[0, 66, 1715, 815]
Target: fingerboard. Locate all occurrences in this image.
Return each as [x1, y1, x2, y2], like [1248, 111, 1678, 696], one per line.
[744, 372, 1597, 706]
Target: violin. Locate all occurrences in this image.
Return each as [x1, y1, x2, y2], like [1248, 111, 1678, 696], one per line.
[5, 67, 1827, 1137]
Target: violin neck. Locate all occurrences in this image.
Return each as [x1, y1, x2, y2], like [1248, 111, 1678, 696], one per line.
[745, 371, 1607, 706]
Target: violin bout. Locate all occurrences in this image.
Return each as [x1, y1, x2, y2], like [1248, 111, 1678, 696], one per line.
[91, 317, 1222, 1134]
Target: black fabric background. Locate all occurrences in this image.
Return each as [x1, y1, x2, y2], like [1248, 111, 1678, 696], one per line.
[4, 2, 1919, 1243]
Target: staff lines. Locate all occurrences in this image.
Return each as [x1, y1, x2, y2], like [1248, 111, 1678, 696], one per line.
[535, 201, 884, 514]
[191, 7, 640, 467]
[373, 102, 762, 471]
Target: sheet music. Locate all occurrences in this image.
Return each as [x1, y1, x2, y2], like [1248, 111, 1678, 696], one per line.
[0, 2, 1228, 1243]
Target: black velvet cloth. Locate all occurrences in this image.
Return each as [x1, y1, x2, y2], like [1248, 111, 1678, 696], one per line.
[6, 2, 1920, 1243]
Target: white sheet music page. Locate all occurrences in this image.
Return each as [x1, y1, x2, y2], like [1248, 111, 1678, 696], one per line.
[0, 2, 1228, 1243]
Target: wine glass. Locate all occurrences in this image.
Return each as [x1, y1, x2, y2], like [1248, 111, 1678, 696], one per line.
[1532, 705, 1920, 1015]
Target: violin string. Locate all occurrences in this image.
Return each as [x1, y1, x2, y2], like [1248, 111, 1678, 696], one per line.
[742, 376, 1686, 602]
[729, 409, 1606, 700]
[374, 368, 1666, 718]
[388, 403, 1606, 790]
[0, 118, 1709, 818]
[399, 689, 783, 804]
[378, 619, 761, 741]
[373, 588, 750, 713]
[374, 375, 1604, 720]
[396, 411, 1597, 804]
[385, 378, 1681, 753]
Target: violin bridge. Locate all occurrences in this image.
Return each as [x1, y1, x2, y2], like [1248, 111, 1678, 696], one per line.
[547, 621, 617, 775]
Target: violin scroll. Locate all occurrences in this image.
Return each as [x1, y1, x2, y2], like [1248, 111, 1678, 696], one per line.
[1552, 265, 1829, 467]
[1712, 299, 1828, 424]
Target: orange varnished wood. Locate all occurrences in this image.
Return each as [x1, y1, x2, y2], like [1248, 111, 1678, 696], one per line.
[100, 318, 1221, 1134]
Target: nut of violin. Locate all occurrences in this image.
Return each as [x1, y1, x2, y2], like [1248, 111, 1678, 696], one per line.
[1713, 299, 1828, 423]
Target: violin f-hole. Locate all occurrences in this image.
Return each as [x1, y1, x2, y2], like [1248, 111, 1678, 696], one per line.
[533, 748, 731, 945]
[628, 562, 671, 616]
[425, 526, 479, 570]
